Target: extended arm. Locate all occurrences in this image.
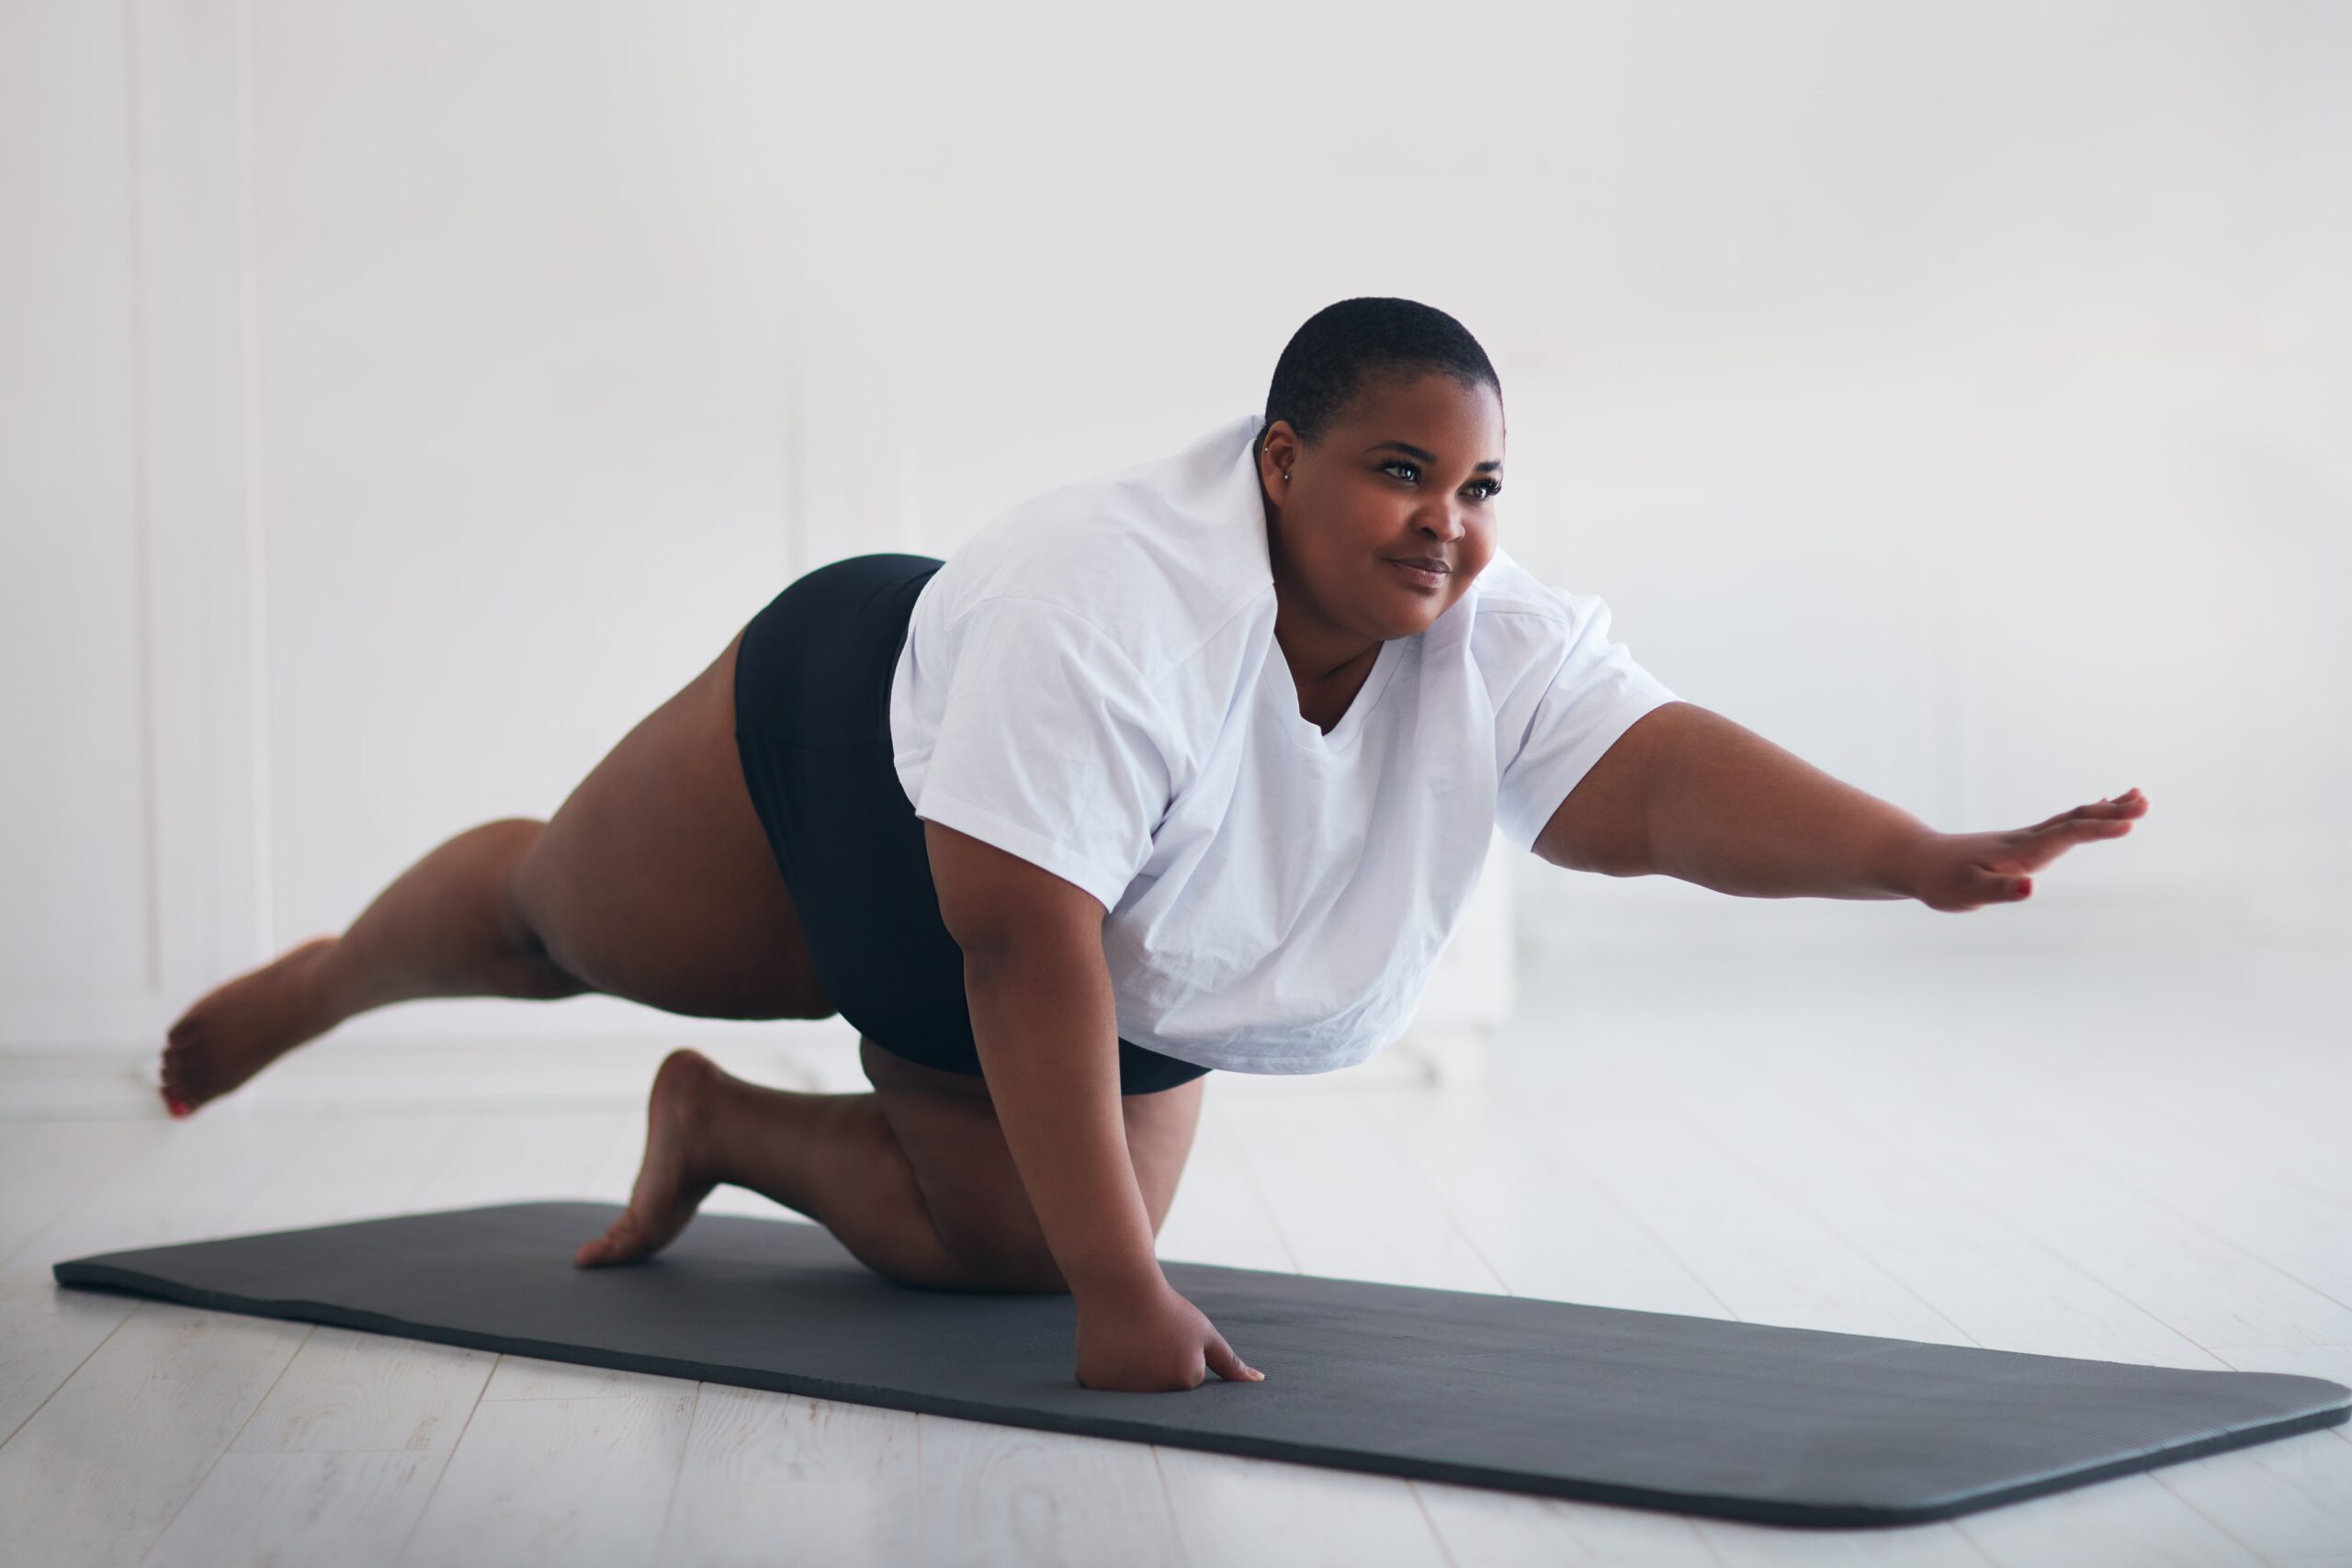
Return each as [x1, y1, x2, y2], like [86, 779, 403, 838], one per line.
[1534, 701, 2148, 908]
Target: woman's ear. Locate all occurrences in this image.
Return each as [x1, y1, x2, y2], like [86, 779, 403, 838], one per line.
[1257, 421, 1299, 487]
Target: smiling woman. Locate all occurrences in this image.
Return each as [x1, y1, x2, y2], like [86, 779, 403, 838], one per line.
[148, 295, 2146, 1397]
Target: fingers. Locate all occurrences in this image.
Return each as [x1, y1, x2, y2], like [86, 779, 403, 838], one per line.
[2028, 804, 2144, 844]
[2031, 789, 2148, 833]
[2024, 818, 2134, 854]
[1205, 1333, 1266, 1383]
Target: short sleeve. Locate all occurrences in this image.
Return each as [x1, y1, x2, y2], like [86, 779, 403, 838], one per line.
[1490, 590, 1679, 852]
[908, 596, 1174, 913]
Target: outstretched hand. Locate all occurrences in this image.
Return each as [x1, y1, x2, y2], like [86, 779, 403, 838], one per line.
[1902, 787, 2149, 912]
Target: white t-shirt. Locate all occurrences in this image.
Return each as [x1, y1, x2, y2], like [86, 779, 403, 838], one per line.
[889, 410, 1678, 1075]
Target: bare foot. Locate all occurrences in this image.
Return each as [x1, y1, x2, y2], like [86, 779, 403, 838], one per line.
[575, 1048, 724, 1269]
[159, 935, 345, 1117]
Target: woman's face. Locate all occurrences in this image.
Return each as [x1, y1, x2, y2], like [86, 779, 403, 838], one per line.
[1258, 372, 1505, 642]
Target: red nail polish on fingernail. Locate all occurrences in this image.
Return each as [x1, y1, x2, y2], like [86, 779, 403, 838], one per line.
[2016, 878, 2031, 897]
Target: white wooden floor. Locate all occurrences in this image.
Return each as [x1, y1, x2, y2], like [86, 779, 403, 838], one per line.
[3, 937, 2347, 1567]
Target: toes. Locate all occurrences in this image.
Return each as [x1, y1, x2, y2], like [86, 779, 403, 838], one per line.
[574, 1216, 646, 1269]
[164, 1055, 204, 1113]
[161, 1020, 205, 1089]
[158, 1044, 194, 1118]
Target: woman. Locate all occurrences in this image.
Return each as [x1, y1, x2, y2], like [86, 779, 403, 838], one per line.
[156, 297, 2149, 1393]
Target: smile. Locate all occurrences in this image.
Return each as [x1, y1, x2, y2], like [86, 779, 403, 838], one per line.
[1386, 559, 1448, 590]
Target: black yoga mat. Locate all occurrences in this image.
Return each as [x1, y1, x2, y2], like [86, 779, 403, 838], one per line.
[54, 1201, 2349, 1529]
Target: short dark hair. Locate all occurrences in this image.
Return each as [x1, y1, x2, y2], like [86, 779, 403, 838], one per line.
[1258, 298, 1502, 457]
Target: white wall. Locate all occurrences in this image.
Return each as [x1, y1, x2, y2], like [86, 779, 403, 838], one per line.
[4, 0, 2346, 1064]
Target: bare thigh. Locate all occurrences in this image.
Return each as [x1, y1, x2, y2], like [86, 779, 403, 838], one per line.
[859, 1036, 1204, 1287]
[509, 628, 834, 1021]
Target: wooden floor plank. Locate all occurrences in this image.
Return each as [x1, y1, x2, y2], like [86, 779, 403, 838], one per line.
[1154, 1105, 1299, 1276]
[2147, 1424, 2352, 1567]
[0, 1268, 140, 1449]
[1153, 1442, 1452, 1567]
[397, 1392, 698, 1567]
[658, 1385, 923, 1566]
[1408, 1478, 1722, 1568]
[1586, 1035, 2231, 1370]
[401, 1111, 634, 1214]
[0, 1303, 308, 1568]
[1497, 1082, 1974, 1346]
[1946, 1471, 2268, 1568]
[141, 1450, 451, 1568]
[910, 1413, 1185, 1568]
[1929, 1073, 2352, 1339]
[1364, 1084, 1730, 1319]
[216, 1112, 471, 1236]
[231, 1325, 495, 1455]
[1220, 1085, 1509, 1294]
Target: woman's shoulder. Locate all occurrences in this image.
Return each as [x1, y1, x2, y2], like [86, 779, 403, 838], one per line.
[1466, 547, 1630, 640]
[1457, 547, 1645, 706]
[931, 466, 1272, 683]
[1465, 546, 1570, 620]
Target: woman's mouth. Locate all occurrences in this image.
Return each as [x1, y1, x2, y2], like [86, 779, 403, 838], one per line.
[1387, 558, 1448, 590]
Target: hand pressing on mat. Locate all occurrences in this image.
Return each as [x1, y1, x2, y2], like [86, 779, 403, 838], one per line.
[1077, 1276, 1263, 1392]
[1900, 788, 2150, 912]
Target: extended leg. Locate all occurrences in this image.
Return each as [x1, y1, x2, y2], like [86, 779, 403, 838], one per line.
[160, 818, 588, 1113]
[160, 627, 833, 1114]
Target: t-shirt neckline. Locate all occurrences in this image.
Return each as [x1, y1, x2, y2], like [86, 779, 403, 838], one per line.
[1263, 633, 1400, 753]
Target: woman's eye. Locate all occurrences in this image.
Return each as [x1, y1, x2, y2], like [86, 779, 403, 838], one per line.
[1384, 460, 1501, 501]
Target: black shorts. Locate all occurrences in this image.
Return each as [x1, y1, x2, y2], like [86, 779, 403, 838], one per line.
[731, 551, 1212, 1096]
